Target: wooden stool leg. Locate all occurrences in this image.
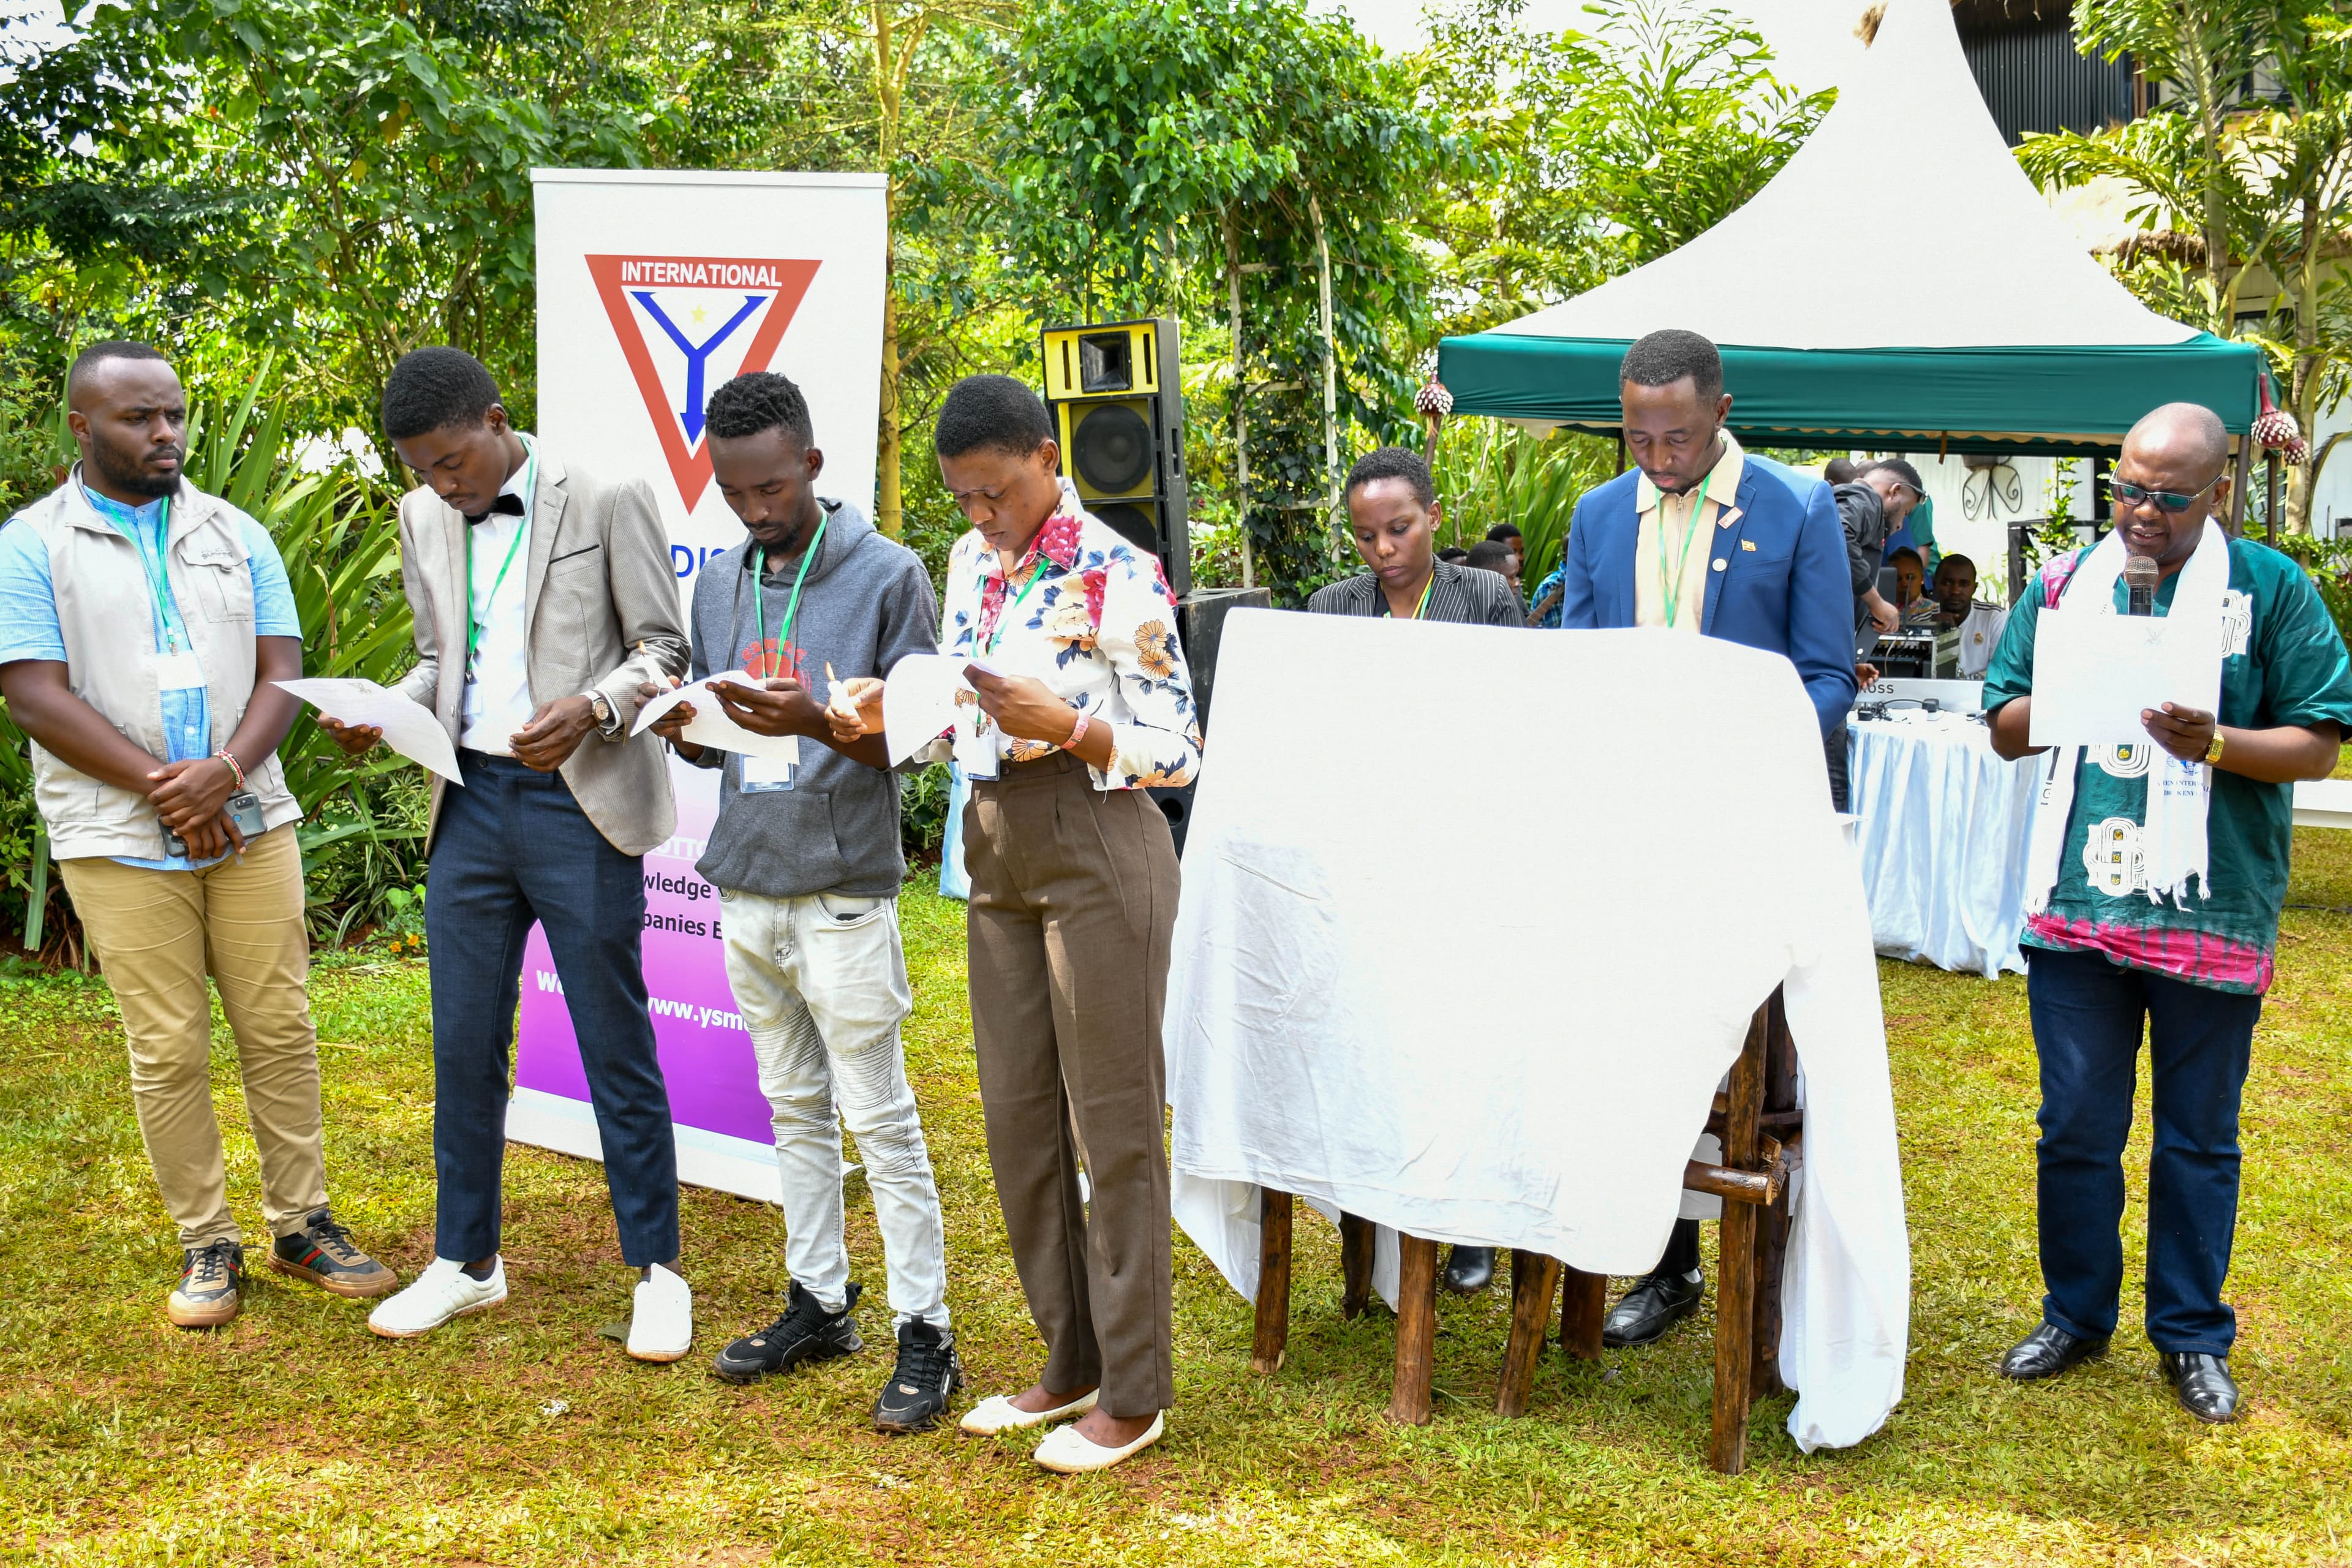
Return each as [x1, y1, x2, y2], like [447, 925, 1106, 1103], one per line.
[1251, 1188, 1294, 1374]
[1709, 1002, 1770, 1475]
[1559, 1267, 1607, 1360]
[1751, 1183, 1792, 1400]
[1389, 1234, 1441, 1425]
[1495, 1250, 1564, 1417]
[1340, 1211, 1376, 1319]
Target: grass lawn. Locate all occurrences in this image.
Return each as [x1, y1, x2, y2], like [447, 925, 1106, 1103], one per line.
[4, 835, 2351, 1567]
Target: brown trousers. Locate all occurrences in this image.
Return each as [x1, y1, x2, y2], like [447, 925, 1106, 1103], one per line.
[964, 754, 1178, 1417]
[58, 826, 327, 1248]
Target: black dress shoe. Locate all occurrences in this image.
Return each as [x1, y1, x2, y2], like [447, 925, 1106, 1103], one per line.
[1997, 1322, 2108, 1381]
[1600, 1269, 1704, 1348]
[1442, 1245, 1495, 1295]
[2160, 1352, 2241, 1423]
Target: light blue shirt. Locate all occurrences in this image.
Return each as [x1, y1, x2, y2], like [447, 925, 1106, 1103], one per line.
[0, 484, 300, 869]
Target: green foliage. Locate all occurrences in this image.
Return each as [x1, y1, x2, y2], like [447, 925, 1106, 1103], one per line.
[1429, 423, 1617, 587]
[897, 760, 955, 861]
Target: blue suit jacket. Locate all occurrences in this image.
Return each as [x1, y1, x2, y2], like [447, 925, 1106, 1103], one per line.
[1558, 454, 1858, 736]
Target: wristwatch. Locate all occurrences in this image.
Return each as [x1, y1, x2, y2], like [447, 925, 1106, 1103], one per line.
[583, 690, 619, 736]
[2203, 728, 2225, 766]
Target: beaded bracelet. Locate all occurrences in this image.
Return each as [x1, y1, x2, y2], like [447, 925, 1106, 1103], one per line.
[213, 748, 247, 791]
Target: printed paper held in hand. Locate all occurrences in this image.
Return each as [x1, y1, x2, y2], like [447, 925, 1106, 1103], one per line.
[630, 670, 799, 759]
[277, 677, 464, 785]
[2028, 608, 2222, 748]
[880, 654, 980, 766]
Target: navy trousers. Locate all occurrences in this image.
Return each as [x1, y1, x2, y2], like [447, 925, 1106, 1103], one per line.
[424, 750, 679, 1267]
[2026, 945, 2260, 1355]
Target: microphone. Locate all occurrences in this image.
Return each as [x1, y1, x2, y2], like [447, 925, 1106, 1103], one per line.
[2124, 553, 2158, 617]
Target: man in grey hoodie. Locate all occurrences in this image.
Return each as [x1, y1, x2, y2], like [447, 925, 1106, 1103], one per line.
[639, 371, 957, 1433]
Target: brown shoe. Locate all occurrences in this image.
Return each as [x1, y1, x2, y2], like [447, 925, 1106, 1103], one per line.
[168, 1240, 244, 1329]
[267, 1209, 398, 1299]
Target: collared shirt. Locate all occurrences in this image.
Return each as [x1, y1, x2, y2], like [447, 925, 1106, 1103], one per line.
[1951, 600, 2008, 679]
[938, 479, 1200, 790]
[0, 481, 297, 870]
[1634, 432, 1745, 632]
[1304, 558, 1526, 627]
[1983, 538, 2352, 994]
[458, 433, 538, 753]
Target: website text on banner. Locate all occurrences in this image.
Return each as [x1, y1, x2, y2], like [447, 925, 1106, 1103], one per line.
[516, 169, 888, 1201]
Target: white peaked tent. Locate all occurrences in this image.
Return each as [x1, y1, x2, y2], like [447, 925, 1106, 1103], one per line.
[1436, 0, 2266, 454]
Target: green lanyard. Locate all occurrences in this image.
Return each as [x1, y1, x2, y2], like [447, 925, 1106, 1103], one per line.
[984, 558, 1050, 657]
[1657, 469, 1716, 630]
[464, 452, 536, 677]
[753, 514, 829, 668]
[127, 496, 182, 654]
[1385, 571, 1436, 621]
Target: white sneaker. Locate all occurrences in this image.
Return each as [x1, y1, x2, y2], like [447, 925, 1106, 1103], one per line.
[626, 1262, 693, 1363]
[368, 1256, 506, 1338]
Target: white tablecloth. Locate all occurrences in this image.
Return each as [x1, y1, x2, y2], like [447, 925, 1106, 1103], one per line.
[1847, 712, 2037, 977]
[1167, 613, 1910, 1455]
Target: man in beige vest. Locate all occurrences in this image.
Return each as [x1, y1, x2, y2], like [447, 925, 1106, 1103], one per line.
[322, 347, 695, 1359]
[0, 341, 395, 1328]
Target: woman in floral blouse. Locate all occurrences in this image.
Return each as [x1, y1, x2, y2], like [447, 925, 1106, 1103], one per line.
[834, 374, 1198, 1474]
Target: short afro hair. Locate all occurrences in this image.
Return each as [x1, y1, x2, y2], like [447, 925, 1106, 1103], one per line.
[1823, 457, 1860, 485]
[705, 371, 814, 450]
[67, 340, 171, 402]
[1437, 546, 1471, 562]
[1863, 458, 1926, 494]
[934, 374, 1055, 460]
[1484, 522, 1521, 543]
[1887, 546, 1923, 568]
[1343, 445, 1436, 508]
[1464, 540, 1517, 573]
[382, 347, 502, 441]
[1619, 328, 1724, 404]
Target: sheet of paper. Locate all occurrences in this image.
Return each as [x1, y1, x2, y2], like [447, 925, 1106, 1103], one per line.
[628, 671, 799, 760]
[2028, 608, 2222, 748]
[277, 677, 465, 785]
[881, 654, 973, 766]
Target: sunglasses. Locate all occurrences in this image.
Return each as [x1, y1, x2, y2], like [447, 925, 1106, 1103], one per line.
[2111, 477, 2218, 514]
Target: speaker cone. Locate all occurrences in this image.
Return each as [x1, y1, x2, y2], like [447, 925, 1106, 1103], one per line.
[1093, 502, 1159, 554]
[1072, 404, 1153, 494]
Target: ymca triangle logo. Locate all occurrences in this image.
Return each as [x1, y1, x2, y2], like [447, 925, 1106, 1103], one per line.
[586, 254, 823, 510]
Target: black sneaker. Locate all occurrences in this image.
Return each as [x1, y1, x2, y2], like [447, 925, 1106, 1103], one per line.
[168, 1239, 244, 1329]
[872, 1319, 963, 1434]
[269, 1208, 399, 1299]
[711, 1280, 863, 1385]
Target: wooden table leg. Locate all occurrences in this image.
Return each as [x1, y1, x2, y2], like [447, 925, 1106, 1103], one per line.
[1389, 1233, 1441, 1425]
[1251, 1188, 1294, 1374]
[1340, 1211, 1376, 1320]
[1559, 1267, 1607, 1361]
[1752, 990, 1798, 1400]
[1709, 1004, 1770, 1475]
[1495, 1250, 1563, 1417]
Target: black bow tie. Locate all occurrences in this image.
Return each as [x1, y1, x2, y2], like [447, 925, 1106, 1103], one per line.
[464, 492, 527, 524]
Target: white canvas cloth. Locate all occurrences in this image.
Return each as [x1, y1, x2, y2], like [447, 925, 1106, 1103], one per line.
[1166, 611, 1909, 1453]
[1849, 712, 2038, 977]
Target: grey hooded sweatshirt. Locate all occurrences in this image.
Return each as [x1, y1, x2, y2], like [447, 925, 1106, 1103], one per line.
[685, 497, 941, 898]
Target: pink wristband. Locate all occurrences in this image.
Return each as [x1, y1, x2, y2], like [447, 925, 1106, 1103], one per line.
[1065, 712, 1090, 751]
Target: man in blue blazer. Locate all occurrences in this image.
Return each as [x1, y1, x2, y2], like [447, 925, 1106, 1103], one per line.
[1556, 327, 1857, 1349]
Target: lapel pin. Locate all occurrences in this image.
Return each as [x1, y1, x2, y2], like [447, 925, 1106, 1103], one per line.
[1741, 540, 1757, 551]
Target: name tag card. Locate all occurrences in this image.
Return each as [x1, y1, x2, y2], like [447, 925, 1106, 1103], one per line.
[155, 652, 206, 692]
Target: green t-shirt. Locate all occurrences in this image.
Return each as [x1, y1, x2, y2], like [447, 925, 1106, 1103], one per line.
[1982, 536, 2352, 994]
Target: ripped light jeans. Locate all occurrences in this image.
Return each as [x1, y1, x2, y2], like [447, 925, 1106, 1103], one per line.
[720, 888, 949, 1329]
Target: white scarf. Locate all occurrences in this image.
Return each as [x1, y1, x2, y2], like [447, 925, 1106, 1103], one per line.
[2024, 519, 2231, 914]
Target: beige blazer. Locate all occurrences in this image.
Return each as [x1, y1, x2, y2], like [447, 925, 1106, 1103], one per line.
[394, 443, 688, 856]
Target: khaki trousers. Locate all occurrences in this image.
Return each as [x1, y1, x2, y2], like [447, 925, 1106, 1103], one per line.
[965, 754, 1179, 1417]
[59, 826, 326, 1248]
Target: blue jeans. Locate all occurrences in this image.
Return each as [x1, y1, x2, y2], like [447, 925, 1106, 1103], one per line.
[424, 751, 680, 1267]
[2027, 946, 2260, 1354]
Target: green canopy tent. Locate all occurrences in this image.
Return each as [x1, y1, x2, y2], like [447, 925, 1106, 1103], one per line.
[1433, 0, 2271, 479]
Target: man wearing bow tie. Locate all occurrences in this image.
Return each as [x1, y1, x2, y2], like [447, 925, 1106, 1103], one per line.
[323, 347, 693, 1356]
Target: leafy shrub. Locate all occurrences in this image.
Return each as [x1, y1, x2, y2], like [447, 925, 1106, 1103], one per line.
[899, 762, 955, 862]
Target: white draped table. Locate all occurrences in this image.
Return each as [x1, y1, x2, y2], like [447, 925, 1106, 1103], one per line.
[1847, 710, 2038, 978]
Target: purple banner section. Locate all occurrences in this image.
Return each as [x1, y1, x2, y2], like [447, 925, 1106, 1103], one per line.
[516, 761, 774, 1147]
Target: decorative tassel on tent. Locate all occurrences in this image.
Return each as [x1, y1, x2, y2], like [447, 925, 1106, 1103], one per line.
[2253, 377, 2306, 464]
[1416, 376, 1453, 458]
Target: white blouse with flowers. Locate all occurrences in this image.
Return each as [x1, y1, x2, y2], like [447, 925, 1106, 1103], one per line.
[937, 480, 1201, 790]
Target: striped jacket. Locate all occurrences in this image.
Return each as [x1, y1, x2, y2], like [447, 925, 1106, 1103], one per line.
[1305, 559, 1526, 626]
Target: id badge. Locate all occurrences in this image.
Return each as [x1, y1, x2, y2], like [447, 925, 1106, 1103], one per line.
[740, 735, 799, 794]
[155, 650, 205, 692]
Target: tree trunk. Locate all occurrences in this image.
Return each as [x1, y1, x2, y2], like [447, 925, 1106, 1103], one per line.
[1310, 193, 1340, 562]
[2284, 185, 2321, 536]
[872, 2, 904, 537]
[1224, 209, 1254, 590]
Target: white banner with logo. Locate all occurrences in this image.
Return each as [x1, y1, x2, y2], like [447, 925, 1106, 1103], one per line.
[516, 169, 889, 1201]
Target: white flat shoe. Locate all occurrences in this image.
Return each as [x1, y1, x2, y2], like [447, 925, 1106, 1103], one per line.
[1033, 1411, 1165, 1474]
[368, 1257, 505, 1338]
[958, 1389, 1098, 1435]
[626, 1262, 693, 1363]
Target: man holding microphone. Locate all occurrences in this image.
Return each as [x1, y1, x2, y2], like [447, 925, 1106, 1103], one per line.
[1984, 402, 2351, 1422]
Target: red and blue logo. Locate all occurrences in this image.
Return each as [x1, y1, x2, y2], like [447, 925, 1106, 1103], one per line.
[587, 254, 821, 510]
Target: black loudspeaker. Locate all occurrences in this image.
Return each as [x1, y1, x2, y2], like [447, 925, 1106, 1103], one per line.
[1144, 586, 1270, 856]
[1041, 318, 1191, 600]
